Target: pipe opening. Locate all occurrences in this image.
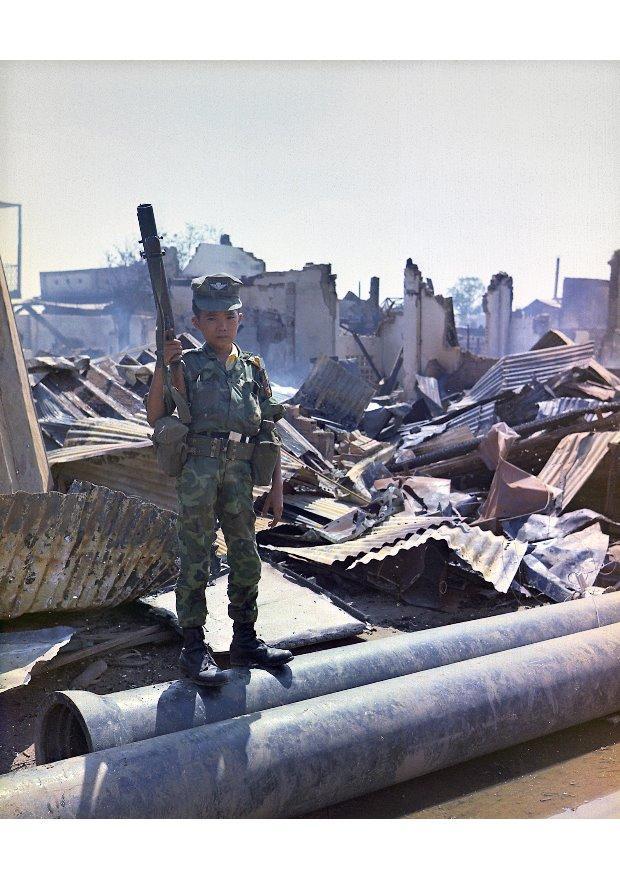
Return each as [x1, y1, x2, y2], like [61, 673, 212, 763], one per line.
[37, 701, 91, 764]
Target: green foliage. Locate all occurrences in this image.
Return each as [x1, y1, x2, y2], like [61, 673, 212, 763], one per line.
[448, 276, 485, 325]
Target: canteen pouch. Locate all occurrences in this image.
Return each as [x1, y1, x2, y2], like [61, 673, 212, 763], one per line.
[152, 366, 192, 477]
[152, 416, 189, 477]
[251, 422, 281, 486]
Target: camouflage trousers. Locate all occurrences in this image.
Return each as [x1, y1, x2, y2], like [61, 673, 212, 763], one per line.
[175, 454, 261, 628]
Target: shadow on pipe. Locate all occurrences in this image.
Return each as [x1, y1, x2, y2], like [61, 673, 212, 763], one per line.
[4, 623, 619, 818]
[35, 593, 620, 763]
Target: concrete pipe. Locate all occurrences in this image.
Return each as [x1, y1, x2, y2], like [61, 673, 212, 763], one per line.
[36, 592, 620, 763]
[4, 623, 620, 818]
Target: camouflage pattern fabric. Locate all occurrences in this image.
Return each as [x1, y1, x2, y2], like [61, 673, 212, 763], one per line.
[176, 454, 261, 627]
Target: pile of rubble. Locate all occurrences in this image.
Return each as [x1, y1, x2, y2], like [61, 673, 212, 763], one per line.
[11, 327, 617, 623]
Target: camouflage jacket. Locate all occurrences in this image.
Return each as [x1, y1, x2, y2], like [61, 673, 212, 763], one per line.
[178, 343, 284, 435]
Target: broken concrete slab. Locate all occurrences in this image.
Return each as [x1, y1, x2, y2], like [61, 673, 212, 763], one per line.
[139, 562, 366, 652]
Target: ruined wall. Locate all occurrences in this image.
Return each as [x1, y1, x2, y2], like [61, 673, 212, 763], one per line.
[15, 309, 156, 358]
[171, 263, 337, 382]
[40, 249, 179, 307]
[236, 277, 295, 374]
[601, 251, 620, 368]
[402, 259, 460, 398]
[339, 285, 382, 334]
[483, 272, 513, 357]
[183, 240, 265, 280]
[508, 307, 561, 354]
[335, 330, 383, 385]
[560, 277, 609, 332]
[378, 308, 404, 379]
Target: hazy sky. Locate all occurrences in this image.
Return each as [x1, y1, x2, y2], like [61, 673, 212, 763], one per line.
[0, 61, 617, 306]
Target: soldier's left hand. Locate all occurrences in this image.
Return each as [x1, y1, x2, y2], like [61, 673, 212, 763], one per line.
[263, 487, 283, 527]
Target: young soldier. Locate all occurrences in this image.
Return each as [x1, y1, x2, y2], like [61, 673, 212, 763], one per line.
[146, 273, 293, 686]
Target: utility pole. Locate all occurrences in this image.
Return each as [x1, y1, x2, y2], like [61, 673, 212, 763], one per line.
[0, 201, 22, 298]
[553, 256, 560, 301]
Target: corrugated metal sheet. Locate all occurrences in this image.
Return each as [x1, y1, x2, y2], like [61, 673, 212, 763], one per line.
[282, 494, 362, 523]
[535, 398, 602, 421]
[461, 342, 596, 404]
[275, 513, 453, 564]
[0, 484, 178, 619]
[537, 431, 620, 509]
[49, 443, 304, 514]
[290, 355, 375, 428]
[48, 444, 179, 511]
[276, 418, 333, 472]
[348, 523, 527, 593]
[415, 374, 443, 413]
[63, 417, 150, 446]
[444, 402, 497, 437]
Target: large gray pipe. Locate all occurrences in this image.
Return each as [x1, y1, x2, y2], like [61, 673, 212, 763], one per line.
[4, 624, 620, 818]
[36, 592, 620, 763]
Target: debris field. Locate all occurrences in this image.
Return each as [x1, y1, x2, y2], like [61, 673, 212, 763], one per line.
[1, 257, 619, 815]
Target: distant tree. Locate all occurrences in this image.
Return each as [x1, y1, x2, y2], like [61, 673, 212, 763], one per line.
[162, 223, 220, 270]
[106, 223, 220, 272]
[102, 224, 220, 343]
[448, 276, 485, 325]
[105, 242, 141, 267]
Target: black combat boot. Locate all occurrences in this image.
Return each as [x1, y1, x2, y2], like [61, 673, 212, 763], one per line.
[229, 621, 293, 669]
[179, 627, 228, 686]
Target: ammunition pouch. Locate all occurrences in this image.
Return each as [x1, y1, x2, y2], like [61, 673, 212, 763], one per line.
[251, 421, 282, 486]
[152, 416, 189, 477]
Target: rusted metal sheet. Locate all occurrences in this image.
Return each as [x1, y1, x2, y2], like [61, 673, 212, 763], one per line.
[537, 431, 620, 510]
[290, 355, 375, 428]
[348, 523, 527, 593]
[463, 342, 596, 404]
[0, 484, 178, 618]
[48, 444, 179, 512]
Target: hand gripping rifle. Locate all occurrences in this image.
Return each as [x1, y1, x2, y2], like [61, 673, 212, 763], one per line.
[137, 203, 191, 424]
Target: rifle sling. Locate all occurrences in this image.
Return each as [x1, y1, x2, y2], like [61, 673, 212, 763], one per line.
[163, 364, 192, 425]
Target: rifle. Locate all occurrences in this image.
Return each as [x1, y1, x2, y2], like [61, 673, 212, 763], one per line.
[137, 203, 190, 423]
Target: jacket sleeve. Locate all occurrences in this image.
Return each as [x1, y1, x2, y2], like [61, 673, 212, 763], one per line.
[252, 356, 284, 422]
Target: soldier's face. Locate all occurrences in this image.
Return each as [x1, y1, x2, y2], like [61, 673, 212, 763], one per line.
[192, 310, 242, 349]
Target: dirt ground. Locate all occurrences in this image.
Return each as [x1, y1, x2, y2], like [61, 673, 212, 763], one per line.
[1, 576, 618, 817]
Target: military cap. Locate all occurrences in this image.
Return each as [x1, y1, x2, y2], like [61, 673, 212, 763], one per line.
[191, 273, 243, 311]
